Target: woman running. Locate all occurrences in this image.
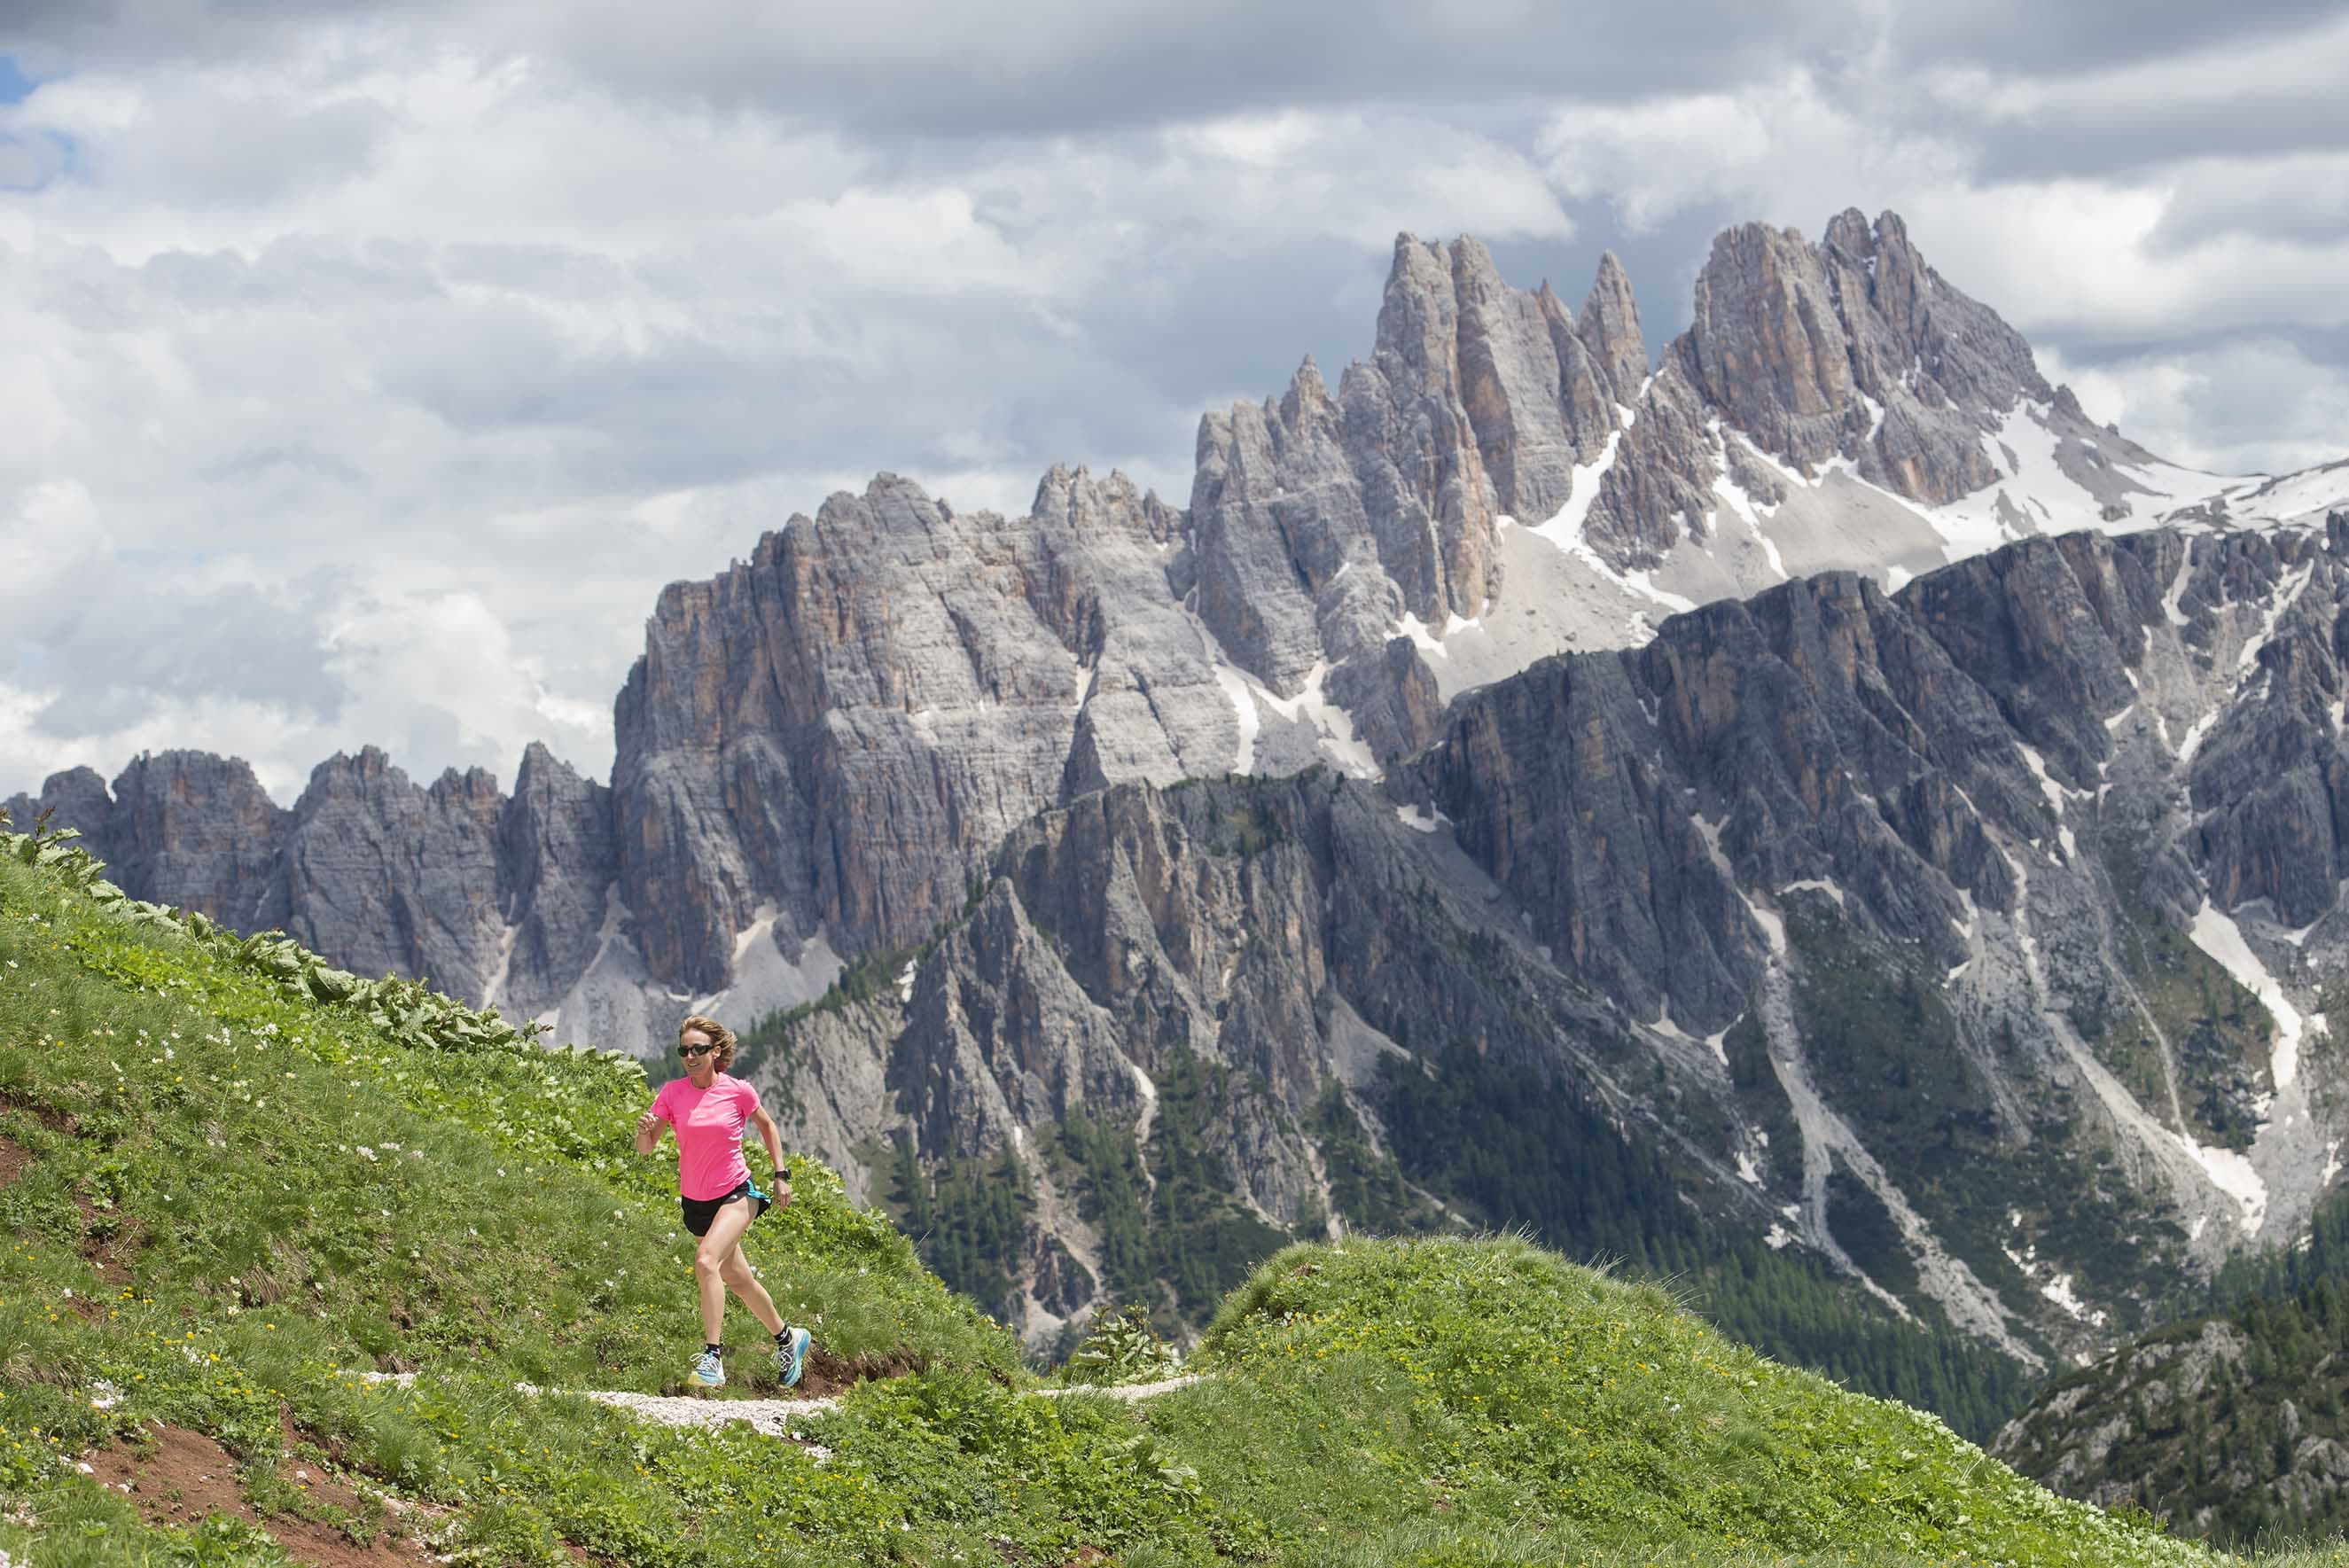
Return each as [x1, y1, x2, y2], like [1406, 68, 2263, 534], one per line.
[634, 1013, 812, 1389]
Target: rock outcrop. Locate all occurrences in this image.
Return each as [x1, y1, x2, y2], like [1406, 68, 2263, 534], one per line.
[495, 743, 617, 1024]
[1994, 1278, 2349, 1543]
[1188, 235, 1651, 692]
[1575, 209, 2214, 580]
[6, 745, 620, 1021]
[5, 753, 287, 929]
[607, 465, 1236, 993]
[758, 768, 1697, 1339]
[278, 750, 508, 1007]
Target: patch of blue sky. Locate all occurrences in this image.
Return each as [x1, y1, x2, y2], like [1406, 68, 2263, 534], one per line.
[0, 57, 38, 105]
[0, 58, 76, 191]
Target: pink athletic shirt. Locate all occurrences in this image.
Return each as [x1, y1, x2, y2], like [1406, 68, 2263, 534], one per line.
[651, 1073, 762, 1201]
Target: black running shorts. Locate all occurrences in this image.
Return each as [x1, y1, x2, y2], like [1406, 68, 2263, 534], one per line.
[680, 1180, 769, 1237]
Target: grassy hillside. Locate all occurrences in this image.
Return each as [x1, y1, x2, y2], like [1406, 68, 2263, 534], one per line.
[1171, 1239, 2206, 1566]
[0, 815, 2323, 1565]
[1368, 1037, 2034, 1442]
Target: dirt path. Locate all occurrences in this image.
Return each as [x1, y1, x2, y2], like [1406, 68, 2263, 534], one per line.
[511, 1371, 1205, 1444]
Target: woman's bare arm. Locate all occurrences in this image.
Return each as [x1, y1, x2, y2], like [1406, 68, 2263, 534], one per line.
[635, 1105, 665, 1156]
[752, 1105, 792, 1207]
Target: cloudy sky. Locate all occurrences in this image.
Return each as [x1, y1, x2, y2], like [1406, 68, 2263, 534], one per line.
[4, 1, 2346, 802]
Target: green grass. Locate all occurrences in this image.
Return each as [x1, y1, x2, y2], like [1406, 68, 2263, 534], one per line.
[0, 818, 2336, 1564]
[1158, 1238, 2223, 1566]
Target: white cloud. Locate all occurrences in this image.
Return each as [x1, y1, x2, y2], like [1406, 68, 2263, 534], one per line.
[1538, 71, 1972, 236]
[2039, 339, 2349, 478]
[318, 588, 612, 784]
[1535, 60, 2349, 352]
[1156, 110, 1570, 249]
[0, 129, 63, 189]
[1924, 12, 2349, 129]
[2150, 152, 2349, 248]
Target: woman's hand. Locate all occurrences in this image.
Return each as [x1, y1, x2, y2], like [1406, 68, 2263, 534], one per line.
[771, 1181, 792, 1212]
[634, 1108, 663, 1154]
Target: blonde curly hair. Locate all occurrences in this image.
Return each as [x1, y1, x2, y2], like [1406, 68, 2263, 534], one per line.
[677, 1013, 737, 1071]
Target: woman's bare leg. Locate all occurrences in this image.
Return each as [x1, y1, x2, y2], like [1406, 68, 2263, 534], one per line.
[719, 1244, 785, 1336]
[692, 1199, 757, 1345]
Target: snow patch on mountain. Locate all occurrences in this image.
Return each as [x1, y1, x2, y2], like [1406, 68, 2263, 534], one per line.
[2187, 901, 2322, 1094]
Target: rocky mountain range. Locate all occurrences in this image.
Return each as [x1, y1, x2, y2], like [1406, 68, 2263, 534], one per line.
[15, 207, 2349, 1370]
[709, 520, 2349, 1369]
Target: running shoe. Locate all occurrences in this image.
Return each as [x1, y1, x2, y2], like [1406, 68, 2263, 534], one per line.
[778, 1326, 810, 1389]
[691, 1348, 725, 1389]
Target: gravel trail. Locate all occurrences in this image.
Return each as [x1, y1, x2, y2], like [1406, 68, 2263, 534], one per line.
[508, 1372, 1205, 1447]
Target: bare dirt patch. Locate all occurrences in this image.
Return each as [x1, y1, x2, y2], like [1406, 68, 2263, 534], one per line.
[786, 1345, 923, 1400]
[0, 1132, 27, 1189]
[0, 1089, 76, 1135]
[70, 1188, 136, 1287]
[82, 1423, 441, 1566]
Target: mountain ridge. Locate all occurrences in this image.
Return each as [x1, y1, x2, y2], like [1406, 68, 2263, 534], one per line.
[20, 206, 2344, 1052]
[15, 207, 2349, 1385]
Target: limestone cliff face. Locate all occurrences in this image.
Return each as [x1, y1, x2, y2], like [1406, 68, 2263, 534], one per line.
[1402, 520, 2349, 1353]
[278, 750, 508, 1007]
[7, 745, 618, 1022]
[4, 764, 113, 851]
[494, 743, 615, 1023]
[1188, 236, 1649, 691]
[607, 466, 1237, 993]
[753, 769, 1717, 1340]
[1689, 209, 2043, 500]
[14, 752, 291, 930]
[1576, 250, 1651, 411]
[1584, 208, 2068, 566]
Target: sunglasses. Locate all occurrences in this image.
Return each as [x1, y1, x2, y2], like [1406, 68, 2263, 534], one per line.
[680, 1043, 718, 1058]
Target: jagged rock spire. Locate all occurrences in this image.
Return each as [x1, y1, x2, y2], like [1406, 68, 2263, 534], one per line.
[1578, 250, 1649, 401]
